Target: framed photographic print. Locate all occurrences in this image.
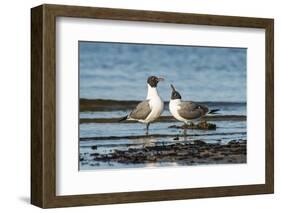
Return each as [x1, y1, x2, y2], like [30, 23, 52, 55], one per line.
[31, 4, 274, 208]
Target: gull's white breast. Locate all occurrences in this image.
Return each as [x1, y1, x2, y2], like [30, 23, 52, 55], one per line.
[144, 96, 164, 123]
[169, 99, 186, 122]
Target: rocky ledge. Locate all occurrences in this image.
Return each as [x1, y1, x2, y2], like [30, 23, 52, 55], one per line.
[82, 139, 246, 166]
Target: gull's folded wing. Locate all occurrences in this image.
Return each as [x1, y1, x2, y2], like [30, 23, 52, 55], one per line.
[129, 100, 151, 120]
[178, 101, 209, 120]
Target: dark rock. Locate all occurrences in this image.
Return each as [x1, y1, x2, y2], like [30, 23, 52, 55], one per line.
[169, 121, 216, 130]
[168, 125, 178, 129]
[91, 145, 98, 150]
[90, 162, 100, 166]
[173, 136, 179, 140]
[197, 121, 216, 130]
[228, 140, 239, 145]
[193, 140, 207, 145]
[92, 139, 247, 165]
[200, 151, 211, 158]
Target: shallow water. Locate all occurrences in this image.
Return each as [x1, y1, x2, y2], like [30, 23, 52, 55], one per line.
[79, 103, 246, 170]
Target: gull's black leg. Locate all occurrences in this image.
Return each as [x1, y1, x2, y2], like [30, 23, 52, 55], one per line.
[145, 123, 150, 136]
[183, 125, 187, 141]
[199, 116, 207, 125]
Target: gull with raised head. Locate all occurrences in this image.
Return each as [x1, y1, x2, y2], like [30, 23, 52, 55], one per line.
[169, 84, 219, 136]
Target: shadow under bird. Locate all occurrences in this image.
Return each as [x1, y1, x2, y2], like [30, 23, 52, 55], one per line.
[169, 84, 219, 136]
[119, 76, 164, 135]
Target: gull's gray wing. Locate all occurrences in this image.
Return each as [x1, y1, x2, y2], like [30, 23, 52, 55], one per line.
[129, 100, 151, 120]
[178, 101, 209, 120]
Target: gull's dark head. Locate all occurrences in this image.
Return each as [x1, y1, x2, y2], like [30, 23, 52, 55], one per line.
[147, 76, 164, 88]
[170, 84, 182, 100]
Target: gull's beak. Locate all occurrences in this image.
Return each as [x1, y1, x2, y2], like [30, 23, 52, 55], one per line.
[170, 84, 176, 91]
[157, 76, 165, 82]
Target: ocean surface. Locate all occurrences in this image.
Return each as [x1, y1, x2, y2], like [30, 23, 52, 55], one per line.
[79, 42, 247, 170]
[79, 42, 246, 102]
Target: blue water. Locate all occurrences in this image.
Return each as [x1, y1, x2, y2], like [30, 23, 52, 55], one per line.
[79, 42, 246, 102]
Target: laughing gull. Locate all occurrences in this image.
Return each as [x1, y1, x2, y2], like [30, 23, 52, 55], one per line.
[119, 76, 164, 135]
[169, 84, 219, 135]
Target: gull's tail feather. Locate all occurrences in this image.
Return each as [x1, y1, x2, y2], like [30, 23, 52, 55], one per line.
[118, 115, 128, 122]
[208, 109, 220, 114]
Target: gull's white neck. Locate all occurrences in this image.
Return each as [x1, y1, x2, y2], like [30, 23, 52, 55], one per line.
[146, 84, 160, 100]
[170, 98, 182, 104]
